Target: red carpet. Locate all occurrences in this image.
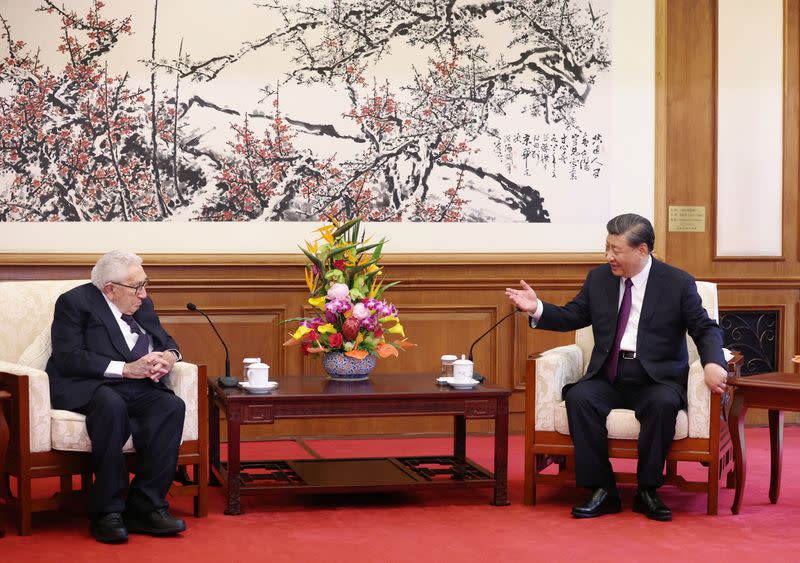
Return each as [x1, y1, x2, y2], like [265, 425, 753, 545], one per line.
[2, 427, 799, 562]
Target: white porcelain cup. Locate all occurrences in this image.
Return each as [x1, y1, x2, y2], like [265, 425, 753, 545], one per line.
[242, 357, 261, 379]
[452, 355, 474, 382]
[246, 362, 270, 387]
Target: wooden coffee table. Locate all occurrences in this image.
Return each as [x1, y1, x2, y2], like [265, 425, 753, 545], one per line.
[208, 374, 511, 515]
[727, 372, 800, 514]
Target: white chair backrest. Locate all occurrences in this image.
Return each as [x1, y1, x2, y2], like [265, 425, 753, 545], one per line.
[575, 280, 719, 373]
[0, 280, 87, 362]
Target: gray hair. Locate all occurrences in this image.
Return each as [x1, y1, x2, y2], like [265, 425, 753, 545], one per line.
[91, 250, 143, 290]
[606, 213, 655, 253]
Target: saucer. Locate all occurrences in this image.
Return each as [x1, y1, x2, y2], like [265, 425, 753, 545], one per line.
[441, 377, 480, 389]
[238, 381, 278, 394]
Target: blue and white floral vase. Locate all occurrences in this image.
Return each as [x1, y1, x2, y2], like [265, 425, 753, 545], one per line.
[322, 351, 377, 381]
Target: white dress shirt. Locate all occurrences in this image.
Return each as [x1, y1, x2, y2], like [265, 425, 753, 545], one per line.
[102, 295, 154, 378]
[618, 255, 652, 353]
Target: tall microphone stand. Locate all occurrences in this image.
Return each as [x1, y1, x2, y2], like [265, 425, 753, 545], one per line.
[186, 303, 238, 388]
[468, 308, 519, 383]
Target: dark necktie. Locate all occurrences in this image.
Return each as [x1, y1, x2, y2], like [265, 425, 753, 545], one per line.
[120, 314, 151, 361]
[605, 278, 633, 383]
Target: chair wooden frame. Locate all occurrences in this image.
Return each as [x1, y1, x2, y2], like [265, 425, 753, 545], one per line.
[0, 365, 208, 535]
[523, 354, 742, 515]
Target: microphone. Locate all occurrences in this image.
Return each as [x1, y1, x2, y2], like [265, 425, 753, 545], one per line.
[186, 303, 237, 388]
[467, 308, 519, 383]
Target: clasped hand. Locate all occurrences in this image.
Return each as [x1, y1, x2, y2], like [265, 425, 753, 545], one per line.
[123, 351, 175, 382]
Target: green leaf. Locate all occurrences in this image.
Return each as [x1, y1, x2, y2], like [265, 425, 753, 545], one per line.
[328, 242, 359, 258]
[371, 239, 386, 261]
[348, 256, 381, 276]
[374, 280, 401, 298]
[280, 316, 322, 325]
[355, 240, 384, 256]
[332, 217, 361, 239]
[298, 244, 324, 271]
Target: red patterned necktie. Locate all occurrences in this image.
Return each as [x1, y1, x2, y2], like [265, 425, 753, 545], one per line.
[605, 278, 633, 383]
[121, 314, 151, 361]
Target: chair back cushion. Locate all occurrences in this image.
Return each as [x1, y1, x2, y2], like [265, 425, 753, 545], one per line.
[574, 280, 719, 373]
[0, 279, 87, 363]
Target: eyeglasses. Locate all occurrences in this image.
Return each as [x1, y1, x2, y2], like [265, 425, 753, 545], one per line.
[110, 279, 149, 295]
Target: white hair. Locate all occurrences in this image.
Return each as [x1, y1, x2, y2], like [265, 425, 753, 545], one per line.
[91, 250, 143, 290]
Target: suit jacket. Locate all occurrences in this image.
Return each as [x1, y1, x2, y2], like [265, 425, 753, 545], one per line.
[46, 283, 180, 412]
[535, 258, 726, 404]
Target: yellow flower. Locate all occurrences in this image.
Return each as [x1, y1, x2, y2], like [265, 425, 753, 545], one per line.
[387, 322, 405, 337]
[308, 296, 326, 310]
[379, 315, 398, 324]
[317, 324, 337, 334]
[304, 267, 317, 292]
[368, 276, 383, 298]
[291, 325, 312, 340]
[315, 224, 336, 244]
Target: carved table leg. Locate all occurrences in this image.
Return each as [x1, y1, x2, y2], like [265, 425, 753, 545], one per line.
[768, 409, 784, 504]
[225, 403, 243, 515]
[491, 396, 510, 506]
[209, 388, 221, 487]
[453, 415, 466, 461]
[729, 391, 747, 514]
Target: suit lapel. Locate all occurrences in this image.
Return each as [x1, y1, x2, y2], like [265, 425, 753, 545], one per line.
[604, 266, 621, 324]
[133, 299, 160, 349]
[638, 258, 664, 325]
[87, 285, 133, 360]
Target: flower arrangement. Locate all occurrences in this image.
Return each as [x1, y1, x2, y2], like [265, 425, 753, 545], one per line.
[284, 217, 415, 361]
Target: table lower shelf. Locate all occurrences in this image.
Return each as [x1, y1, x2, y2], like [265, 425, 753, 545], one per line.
[213, 455, 496, 495]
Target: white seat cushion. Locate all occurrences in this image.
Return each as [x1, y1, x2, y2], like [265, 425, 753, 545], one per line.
[554, 401, 689, 440]
[50, 396, 191, 453]
[51, 409, 135, 452]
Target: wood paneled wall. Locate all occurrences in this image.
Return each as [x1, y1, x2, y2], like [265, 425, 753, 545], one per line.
[1, 0, 798, 434]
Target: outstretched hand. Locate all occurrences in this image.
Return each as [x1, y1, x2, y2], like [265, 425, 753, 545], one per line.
[505, 280, 539, 314]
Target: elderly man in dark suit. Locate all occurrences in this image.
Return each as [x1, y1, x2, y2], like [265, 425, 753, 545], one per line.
[506, 213, 728, 521]
[47, 250, 186, 543]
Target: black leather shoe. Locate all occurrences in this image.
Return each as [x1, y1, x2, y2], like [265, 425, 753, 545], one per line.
[571, 487, 622, 518]
[90, 512, 128, 543]
[633, 487, 672, 521]
[124, 508, 186, 536]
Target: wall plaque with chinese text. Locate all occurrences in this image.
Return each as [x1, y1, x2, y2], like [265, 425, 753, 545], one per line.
[668, 206, 705, 232]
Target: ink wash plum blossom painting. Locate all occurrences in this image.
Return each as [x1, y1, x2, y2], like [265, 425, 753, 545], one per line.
[0, 0, 653, 252]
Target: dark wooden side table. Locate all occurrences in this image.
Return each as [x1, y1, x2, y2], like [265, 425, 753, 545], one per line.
[727, 372, 800, 514]
[0, 389, 10, 538]
[208, 374, 511, 515]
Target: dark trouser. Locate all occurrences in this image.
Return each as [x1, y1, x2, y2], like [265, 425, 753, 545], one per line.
[565, 357, 683, 490]
[78, 380, 185, 515]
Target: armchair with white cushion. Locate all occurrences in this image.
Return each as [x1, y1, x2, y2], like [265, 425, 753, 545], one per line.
[0, 280, 207, 535]
[523, 281, 741, 515]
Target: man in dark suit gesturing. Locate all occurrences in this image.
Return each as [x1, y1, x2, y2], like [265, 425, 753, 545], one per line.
[506, 214, 728, 521]
[47, 250, 186, 543]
